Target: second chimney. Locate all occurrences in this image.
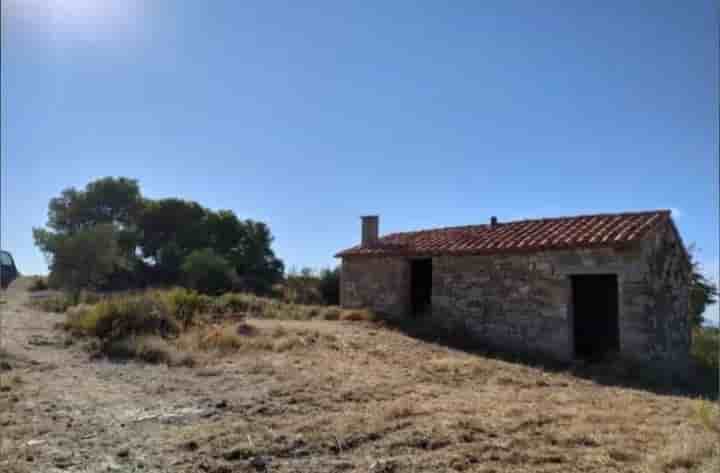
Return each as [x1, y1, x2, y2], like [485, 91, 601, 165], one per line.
[361, 215, 379, 246]
[490, 216, 498, 228]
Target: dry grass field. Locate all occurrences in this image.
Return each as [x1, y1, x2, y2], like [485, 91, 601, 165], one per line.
[1, 278, 718, 472]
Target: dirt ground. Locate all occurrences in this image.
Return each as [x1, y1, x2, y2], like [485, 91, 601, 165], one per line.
[0, 278, 716, 472]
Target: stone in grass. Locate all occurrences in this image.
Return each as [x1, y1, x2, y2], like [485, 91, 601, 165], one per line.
[182, 440, 200, 452]
[222, 447, 255, 461]
[250, 456, 270, 471]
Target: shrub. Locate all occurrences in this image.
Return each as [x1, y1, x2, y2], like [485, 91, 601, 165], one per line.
[322, 308, 342, 321]
[160, 288, 209, 328]
[283, 268, 324, 305]
[103, 335, 195, 366]
[213, 292, 265, 315]
[198, 324, 245, 352]
[28, 277, 49, 292]
[181, 248, 237, 295]
[692, 327, 720, 370]
[339, 309, 376, 322]
[65, 304, 98, 333]
[319, 267, 340, 305]
[81, 294, 178, 340]
[32, 293, 74, 313]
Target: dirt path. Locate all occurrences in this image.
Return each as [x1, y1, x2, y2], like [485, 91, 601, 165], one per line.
[0, 279, 259, 472]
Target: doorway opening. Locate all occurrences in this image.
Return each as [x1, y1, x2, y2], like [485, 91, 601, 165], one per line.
[571, 274, 620, 360]
[410, 259, 432, 316]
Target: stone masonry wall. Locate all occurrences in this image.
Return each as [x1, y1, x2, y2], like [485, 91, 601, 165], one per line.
[340, 222, 690, 363]
[340, 257, 409, 316]
[432, 252, 573, 360]
[620, 222, 690, 362]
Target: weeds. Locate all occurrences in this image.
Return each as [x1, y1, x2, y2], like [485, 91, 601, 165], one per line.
[28, 277, 49, 292]
[30, 294, 73, 313]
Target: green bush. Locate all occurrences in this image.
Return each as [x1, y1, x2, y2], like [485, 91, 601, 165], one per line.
[181, 248, 237, 295]
[319, 267, 340, 305]
[283, 268, 324, 305]
[692, 327, 720, 370]
[71, 294, 178, 340]
[160, 288, 209, 329]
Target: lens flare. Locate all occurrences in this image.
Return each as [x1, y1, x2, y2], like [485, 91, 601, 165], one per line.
[3, 0, 144, 41]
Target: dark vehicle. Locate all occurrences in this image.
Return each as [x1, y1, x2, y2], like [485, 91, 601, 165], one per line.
[0, 250, 19, 289]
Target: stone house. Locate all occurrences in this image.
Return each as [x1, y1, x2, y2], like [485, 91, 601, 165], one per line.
[335, 210, 691, 362]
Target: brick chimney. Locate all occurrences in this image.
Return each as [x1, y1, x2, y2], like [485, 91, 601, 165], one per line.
[361, 215, 379, 246]
[490, 216, 498, 228]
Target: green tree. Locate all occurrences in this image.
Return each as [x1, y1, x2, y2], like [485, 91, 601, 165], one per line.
[34, 177, 144, 291]
[319, 267, 340, 305]
[137, 198, 209, 283]
[35, 177, 284, 295]
[46, 177, 142, 233]
[231, 220, 284, 294]
[35, 224, 125, 299]
[688, 246, 718, 327]
[181, 248, 237, 295]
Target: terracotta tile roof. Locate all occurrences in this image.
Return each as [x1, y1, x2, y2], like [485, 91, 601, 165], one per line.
[335, 210, 672, 258]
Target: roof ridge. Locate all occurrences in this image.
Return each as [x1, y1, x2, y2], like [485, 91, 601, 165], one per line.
[381, 209, 670, 238]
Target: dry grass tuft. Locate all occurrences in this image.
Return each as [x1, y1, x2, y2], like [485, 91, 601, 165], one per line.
[339, 308, 376, 322]
[103, 335, 195, 366]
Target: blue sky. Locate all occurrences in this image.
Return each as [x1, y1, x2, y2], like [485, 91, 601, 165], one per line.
[2, 1, 718, 321]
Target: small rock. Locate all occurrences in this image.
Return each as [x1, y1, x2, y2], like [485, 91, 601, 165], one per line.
[54, 455, 73, 469]
[182, 440, 199, 452]
[250, 456, 269, 471]
[0, 385, 10, 392]
[370, 459, 397, 473]
[222, 447, 254, 461]
[0, 361, 11, 371]
[117, 448, 130, 458]
[215, 400, 228, 409]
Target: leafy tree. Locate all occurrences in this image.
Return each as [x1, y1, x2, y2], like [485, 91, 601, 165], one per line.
[319, 267, 340, 305]
[35, 177, 284, 295]
[46, 177, 142, 233]
[137, 199, 209, 284]
[231, 220, 284, 294]
[688, 245, 718, 327]
[181, 248, 237, 295]
[35, 224, 125, 299]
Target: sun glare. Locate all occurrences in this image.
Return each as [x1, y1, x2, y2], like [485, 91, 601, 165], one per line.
[3, 0, 144, 40]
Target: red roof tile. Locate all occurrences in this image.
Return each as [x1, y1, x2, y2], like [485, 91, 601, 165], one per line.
[335, 210, 671, 258]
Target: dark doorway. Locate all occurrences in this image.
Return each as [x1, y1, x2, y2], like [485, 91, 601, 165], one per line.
[571, 274, 620, 360]
[410, 259, 432, 316]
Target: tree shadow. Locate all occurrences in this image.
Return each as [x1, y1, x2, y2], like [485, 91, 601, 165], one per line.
[378, 314, 718, 400]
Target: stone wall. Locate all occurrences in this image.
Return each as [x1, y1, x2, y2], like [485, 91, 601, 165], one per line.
[431, 253, 571, 359]
[621, 221, 690, 363]
[340, 257, 409, 316]
[340, 221, 690, 363]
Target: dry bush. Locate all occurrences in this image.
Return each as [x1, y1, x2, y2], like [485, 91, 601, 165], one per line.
[197, 324, 244, 352]
[66, 294, 178, 340]
[30, 293, 73, 313]
[28, 277, 49, 292]
[102, 335, 195, 366]
[159, 288, 210, 328]
[384, 398, 420, 419]
[322, 308, 342, 320]
[339, 309, 376, 322]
